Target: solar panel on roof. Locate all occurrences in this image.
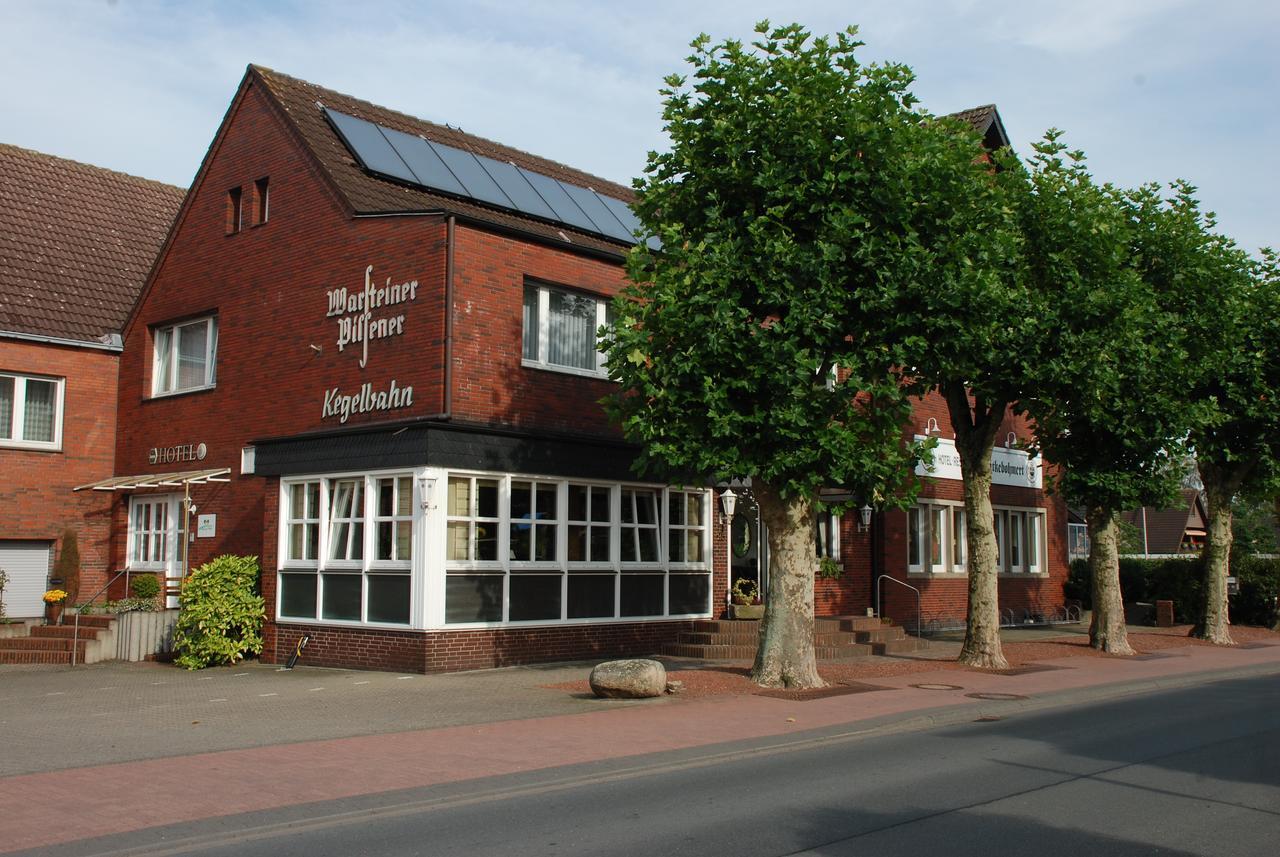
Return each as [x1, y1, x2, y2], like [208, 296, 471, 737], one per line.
[324, 109, 417, 185]
[377, 125, 468, 197]
[475, 157, 558, 221]
[325, 108, 648, 248]
[598, 195, 642, 238]
[516, 168, 602, 234]
[426, 142, 514, 209]
[560, 184, 634, 243]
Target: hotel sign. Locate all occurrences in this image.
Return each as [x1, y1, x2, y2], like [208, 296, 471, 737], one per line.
[320, 264, 417, 424]
[914, 437, 1042, 489]
[149, 442, 207, 465]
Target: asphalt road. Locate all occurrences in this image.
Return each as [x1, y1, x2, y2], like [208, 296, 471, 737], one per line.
[25, 670, 1280, 857]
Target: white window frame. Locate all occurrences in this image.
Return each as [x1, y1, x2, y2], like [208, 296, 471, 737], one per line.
[908, 500, 966, 575]
[441, 472, 712, 627]
[907, 501, 1047, 577]
[152, 315, 218, 397]
[521, 282, 611, 379]
[277, 470, 418, 628]
[1000, 506, 1049, 576]
[816, 512, 841, 560]
[0, 372, 64, 450]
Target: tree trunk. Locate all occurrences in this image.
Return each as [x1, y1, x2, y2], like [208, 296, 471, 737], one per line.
[1086, 508, 1135, 655]
[1194, 475, 1235, 645]
[946, 385, 1008, 670]
[751, 479, 824, 689]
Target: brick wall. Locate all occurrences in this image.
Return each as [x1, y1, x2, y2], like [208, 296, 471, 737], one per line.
[269, 619, 689, 673]
[0, 339, 119, 602]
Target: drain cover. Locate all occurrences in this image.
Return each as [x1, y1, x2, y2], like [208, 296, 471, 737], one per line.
[910, 683, 964, 691]
[965, 692, 1028, 701]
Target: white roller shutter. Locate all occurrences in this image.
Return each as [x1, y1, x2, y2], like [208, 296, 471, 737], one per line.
[0, 542, 51, 619]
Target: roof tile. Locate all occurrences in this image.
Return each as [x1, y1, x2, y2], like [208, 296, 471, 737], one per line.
[0, 144, 184, 343]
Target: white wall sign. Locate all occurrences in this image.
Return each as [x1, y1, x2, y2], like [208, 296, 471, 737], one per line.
[323, 379, 414, 424]
[197, 514, 217, 538]
[326, 264, 419, 369]
[914, 436, 1042, 489]
[149, 442, 207, 465]
[320, 264, 420, 423]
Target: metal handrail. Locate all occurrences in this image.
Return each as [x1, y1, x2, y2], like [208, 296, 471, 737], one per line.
[70, 568, 131, 667]
[875, 574, 922, 645]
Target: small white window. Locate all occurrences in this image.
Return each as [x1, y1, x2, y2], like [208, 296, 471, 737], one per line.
[929, 505, 947, 573]
[0, 373, 64, 449]
[907, 507, 923, 571]
[951, 507, 967, 571]
[522, 283, 611, 377]
[153, 316, 218, 396]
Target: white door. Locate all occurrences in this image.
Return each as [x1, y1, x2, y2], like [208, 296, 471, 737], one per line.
[0, 541, 52, 619]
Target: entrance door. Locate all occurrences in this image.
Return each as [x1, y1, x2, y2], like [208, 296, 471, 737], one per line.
[729, 495, 767, 602]
[128, 495, 183, 608]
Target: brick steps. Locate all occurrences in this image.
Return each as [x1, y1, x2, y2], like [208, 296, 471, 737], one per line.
[665, 615, 912, 661]
[0, 616, 116, 665]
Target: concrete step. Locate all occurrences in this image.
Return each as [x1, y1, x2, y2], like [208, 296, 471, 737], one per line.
[829, 616, 897, 633]
[871, 638, 921, 656]
[855, 627, 907, 644]
[687, 619, 762, 635]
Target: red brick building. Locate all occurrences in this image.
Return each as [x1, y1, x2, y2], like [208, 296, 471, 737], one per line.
[0, 144, 183, 619]
[100, 67, 1065, 672]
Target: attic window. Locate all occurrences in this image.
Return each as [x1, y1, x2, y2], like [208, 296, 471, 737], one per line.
[252, 177, 269, 226]
[226, 186, 243, 234]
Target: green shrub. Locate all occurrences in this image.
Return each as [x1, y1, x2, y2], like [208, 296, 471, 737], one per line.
[173, 555, 265, 670]
[1065, 554, 1279, 627]
[129, 574, 161, 600]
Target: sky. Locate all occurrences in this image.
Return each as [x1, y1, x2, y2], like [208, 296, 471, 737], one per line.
[3, 0, 1277, 254]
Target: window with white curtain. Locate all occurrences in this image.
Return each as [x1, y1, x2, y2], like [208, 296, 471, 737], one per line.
[0, 373, 63, 449]
[909, 502, 1047, 575]
[522, 283, 611, 377]
[153, 316, 218, 395]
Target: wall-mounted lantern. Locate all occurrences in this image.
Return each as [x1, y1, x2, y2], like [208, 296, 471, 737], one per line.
[859, 504, 873, 532]
[419, 475, 438, 512]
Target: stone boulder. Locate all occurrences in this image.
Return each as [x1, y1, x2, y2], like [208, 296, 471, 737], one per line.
[589, 658, 667, 699]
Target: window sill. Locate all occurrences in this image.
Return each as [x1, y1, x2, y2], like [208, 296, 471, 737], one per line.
[148, 383, 217, 401]
[521, 359, 613, 382]
[999, 571, 1050, 579]
[0, 440, 62, 453]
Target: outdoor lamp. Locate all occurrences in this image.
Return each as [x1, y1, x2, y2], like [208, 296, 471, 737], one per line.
[419, 475, 437, 512]
[859, 504, 873, 532]
[720, 488, 737, 525]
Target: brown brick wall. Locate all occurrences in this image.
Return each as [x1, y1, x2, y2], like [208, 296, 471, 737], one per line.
[0, 339, 120, 602]
[269, 619, 688, 673]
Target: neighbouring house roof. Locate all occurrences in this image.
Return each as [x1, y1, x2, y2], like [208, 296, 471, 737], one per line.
[947, 104, 1011, 150]
[1121, 488, 1208, 554]
[249, 65, 635, 259]
[0, 144, 185, 345]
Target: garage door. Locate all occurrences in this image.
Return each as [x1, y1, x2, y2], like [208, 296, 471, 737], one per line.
[0, 542, 51, 619]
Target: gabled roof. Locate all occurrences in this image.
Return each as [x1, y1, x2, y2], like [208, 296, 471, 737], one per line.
[948, 104, 1011, 151]
[1121, 489, 1208, 554]
[0, 144, 185, 345]
[250, 66, 634, 258]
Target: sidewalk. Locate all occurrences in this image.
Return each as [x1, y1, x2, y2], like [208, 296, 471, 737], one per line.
[2, 627, 1278, 853]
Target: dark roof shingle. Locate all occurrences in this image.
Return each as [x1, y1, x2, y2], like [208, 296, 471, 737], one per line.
[0, 144, 185, 344]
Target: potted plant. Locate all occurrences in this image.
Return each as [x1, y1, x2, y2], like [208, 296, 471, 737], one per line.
[43, 588, 68, 625]
[730, 578, 764, 620]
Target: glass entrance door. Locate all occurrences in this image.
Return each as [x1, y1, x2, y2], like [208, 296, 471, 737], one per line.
[729, 494, 766, 603]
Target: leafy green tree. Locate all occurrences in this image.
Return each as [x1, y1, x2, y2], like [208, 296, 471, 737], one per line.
[1186, 245, 1280, 643]
[607, 23, 932, 688]
[867, 119, 1029, 670]
[1016, 143, 1206, 655]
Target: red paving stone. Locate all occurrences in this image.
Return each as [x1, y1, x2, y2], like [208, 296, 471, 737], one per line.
[2, 633, 1278, 853]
